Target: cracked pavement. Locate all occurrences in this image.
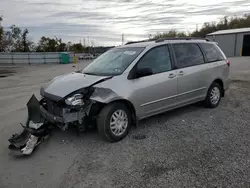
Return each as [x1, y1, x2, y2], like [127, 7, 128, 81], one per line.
[1, 57, 250, 188]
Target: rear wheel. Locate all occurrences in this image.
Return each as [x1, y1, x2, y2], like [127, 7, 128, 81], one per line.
[97, 102, 131, 142]
[204, 82, 222, 108]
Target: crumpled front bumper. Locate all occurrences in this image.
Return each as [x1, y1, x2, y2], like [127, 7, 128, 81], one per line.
[26, 94, 64, 125]
[40, 105, 64, 124]
[24, 94, 89, 131]
[39, 95, 88, 130]
[8, 94, 88, 156]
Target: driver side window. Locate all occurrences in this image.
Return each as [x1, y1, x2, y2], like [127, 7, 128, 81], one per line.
[137, 45, 172, 74]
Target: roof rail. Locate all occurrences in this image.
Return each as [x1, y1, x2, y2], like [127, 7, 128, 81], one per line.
[125, 39, 155, 45]
[125, 37, 210, 45]
[155, 37, 210, 43]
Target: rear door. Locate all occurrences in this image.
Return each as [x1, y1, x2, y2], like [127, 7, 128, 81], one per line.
[172, 43, 208, 105]
[128, 45, 178, 119]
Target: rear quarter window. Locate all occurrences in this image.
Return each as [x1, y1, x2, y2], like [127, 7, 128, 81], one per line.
[200, 43, 225, 62]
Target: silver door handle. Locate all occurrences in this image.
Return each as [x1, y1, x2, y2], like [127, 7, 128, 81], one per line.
[168, 73, 176, 78]
[178, 71, 184, 76]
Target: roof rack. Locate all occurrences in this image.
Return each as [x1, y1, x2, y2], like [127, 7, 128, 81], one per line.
[125, 37, 210, 45]
[125, 39, 155, 45]
[155, 37, 210, 43]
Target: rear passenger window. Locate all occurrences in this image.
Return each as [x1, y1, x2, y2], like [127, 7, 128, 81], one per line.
[137, 45, 172, 74]
[200, 43, 225, 62]
[173, 43, 205, 68]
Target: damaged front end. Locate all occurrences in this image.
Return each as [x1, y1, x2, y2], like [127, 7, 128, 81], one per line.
[40, 86, 97, 132]
[8, 72, 115, 156]
[8, 86, 103, 156]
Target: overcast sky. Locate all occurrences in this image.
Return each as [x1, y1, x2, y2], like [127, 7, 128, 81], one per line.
[1, 0, 250, 46]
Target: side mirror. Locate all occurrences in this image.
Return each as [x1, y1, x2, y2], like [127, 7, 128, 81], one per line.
[136, 67, 153, 78]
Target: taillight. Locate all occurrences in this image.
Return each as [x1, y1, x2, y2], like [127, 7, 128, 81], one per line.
[226, 59, 230, 67]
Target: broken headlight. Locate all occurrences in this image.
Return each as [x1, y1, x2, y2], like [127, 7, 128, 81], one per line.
[65, 94, 84, 106]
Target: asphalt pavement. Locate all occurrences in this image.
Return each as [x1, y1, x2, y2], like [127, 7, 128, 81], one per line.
[0, 57, 250, 188]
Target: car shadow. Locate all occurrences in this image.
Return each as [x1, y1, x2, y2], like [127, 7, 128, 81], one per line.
[137, 101, 205, 128]
[51, 101, 205, 142]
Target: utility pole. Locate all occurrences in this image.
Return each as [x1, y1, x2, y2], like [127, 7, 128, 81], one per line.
[196, 24, 198, 32]
[83, 37, 86, 47]
[122, 33, 124, 45]
[88, 36, 90, 55]
[92, 41, 95, 54]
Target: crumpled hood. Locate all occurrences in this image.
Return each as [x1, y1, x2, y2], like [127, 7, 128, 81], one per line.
[43, 72, 110, 98]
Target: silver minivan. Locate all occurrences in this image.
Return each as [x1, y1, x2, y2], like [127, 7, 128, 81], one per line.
[19, 38, 231, 145]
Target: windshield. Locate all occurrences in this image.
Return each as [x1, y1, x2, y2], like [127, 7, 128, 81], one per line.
[82, 47, 145, 76]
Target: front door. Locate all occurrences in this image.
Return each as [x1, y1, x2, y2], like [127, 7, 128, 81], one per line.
[128, 45, 178, 119]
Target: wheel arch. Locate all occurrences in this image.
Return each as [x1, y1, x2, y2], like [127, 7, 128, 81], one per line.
[107, 99, 137, 126]
[212, 78, 224, 97]
[89, 98, 138, 126]
[90, 87, 138, 126]
[92, 98, 137, 126]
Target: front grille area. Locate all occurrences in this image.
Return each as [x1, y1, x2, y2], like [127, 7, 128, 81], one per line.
[43, 98, 63, 117]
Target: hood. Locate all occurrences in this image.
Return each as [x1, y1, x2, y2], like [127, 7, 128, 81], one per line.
[43, 72, 111, 98]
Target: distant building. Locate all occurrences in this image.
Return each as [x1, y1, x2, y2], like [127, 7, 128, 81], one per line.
[206, 27, 250, 57]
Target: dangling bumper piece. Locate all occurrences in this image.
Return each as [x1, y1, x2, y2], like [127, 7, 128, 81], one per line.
[8, 95, 52, 156]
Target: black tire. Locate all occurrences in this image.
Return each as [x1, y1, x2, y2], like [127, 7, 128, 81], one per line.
[97, 102, 132, 142]
[204, 82, 222, 108]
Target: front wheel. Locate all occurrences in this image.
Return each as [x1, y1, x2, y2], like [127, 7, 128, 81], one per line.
[204, 82, 222, 108]
[97, 102, 131, 142]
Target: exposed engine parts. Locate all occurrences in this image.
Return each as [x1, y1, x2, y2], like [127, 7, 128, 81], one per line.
[8, 90, 99, 156]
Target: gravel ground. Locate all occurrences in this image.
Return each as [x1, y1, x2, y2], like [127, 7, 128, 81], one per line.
[0, 57, 250, 188]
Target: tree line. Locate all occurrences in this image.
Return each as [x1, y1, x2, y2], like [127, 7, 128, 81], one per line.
[153, 14, 250, 39]
[0, 16, 113, 53]
[0, 14, 250, 52]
